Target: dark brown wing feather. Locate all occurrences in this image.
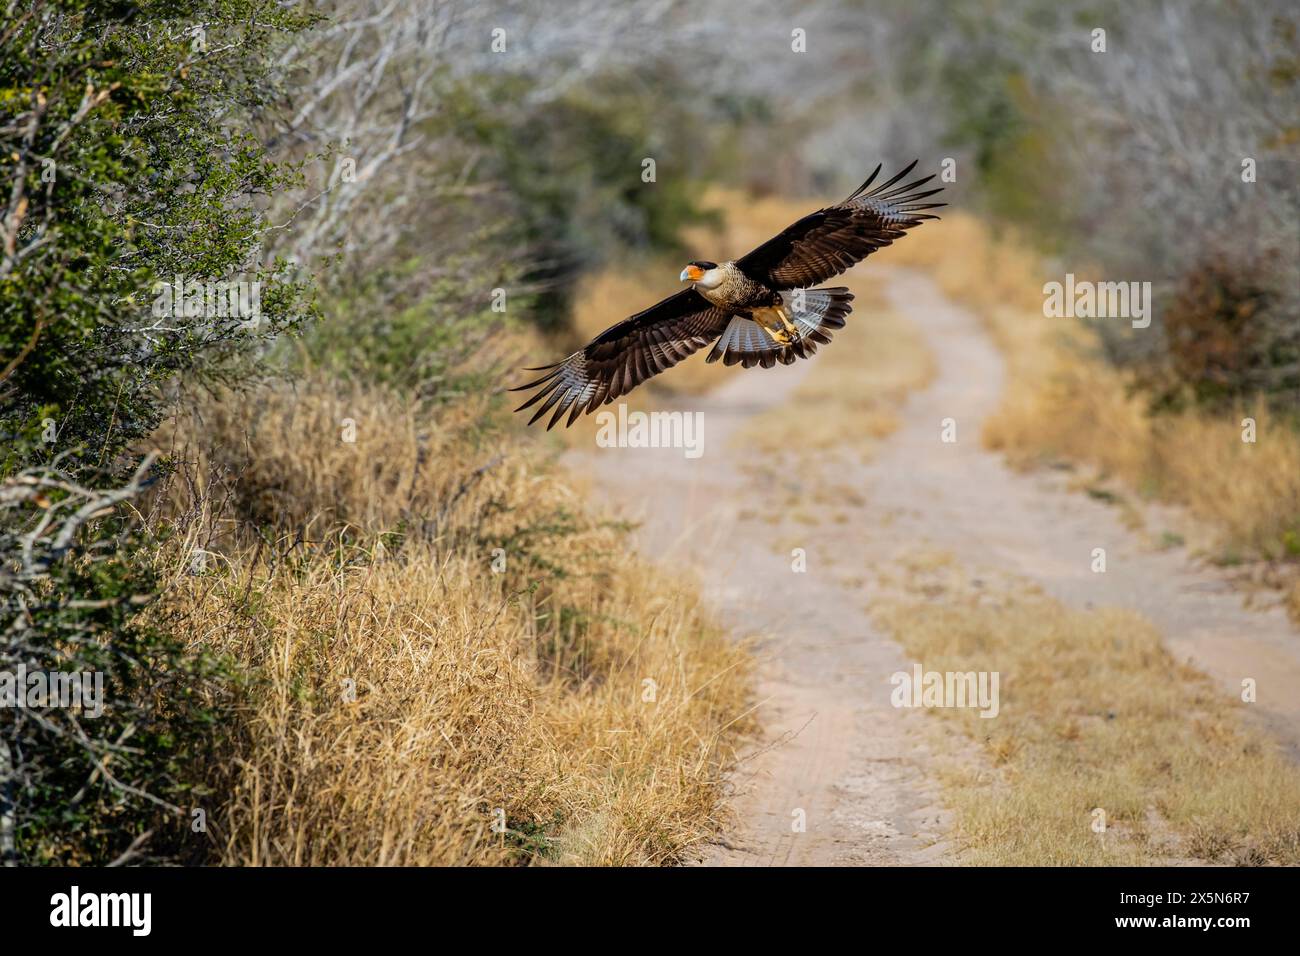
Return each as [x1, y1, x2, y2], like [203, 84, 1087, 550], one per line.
[735, 161, 945, 289]
[511, 288, 730, 429]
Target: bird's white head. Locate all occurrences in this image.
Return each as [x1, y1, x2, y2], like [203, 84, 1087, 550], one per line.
[680, 260, 722, 289]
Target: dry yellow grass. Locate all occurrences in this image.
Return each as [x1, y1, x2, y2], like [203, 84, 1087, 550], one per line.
[148, 373, 752, 865]
[890, 212, 1300, 563]
[679, 188, 827, 262]
[874, 551, 1300, 865]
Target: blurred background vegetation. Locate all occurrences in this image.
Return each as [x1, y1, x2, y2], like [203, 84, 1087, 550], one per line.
[1, 0, 1296, 864]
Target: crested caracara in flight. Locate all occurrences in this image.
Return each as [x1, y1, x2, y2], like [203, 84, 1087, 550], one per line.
[513, 161, 943, 429]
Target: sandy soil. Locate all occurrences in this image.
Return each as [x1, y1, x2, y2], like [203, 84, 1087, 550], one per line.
[564, 267, 1300, 865]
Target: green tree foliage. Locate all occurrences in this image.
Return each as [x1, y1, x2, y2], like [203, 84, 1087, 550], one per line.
[1, 0, 316, 477]
[484, 83, 718, 332]
[0, 0, 315, 864]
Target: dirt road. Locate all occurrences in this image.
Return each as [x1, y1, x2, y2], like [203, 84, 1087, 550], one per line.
[565, 267, 1300, 865]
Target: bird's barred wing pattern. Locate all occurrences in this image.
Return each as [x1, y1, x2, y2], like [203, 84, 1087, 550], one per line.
[510, 288, 731, 430]
[735, 161, 944, 289]
[706, 287, 854, 368]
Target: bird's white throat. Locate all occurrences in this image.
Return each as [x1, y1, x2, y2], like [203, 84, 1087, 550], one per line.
[694, 266, 725, 290]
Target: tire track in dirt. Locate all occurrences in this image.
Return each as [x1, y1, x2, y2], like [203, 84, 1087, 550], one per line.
[865, 270, 1300, 762]
[564, 266, 1300, 866]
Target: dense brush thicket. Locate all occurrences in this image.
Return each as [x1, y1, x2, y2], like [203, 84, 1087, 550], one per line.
[1, 0, 316, 865]
[0, 0, 737, 865]
[910, 0, 1299, 412]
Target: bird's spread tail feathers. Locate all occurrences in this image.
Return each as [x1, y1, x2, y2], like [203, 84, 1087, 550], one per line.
[706, 287, 854, 368]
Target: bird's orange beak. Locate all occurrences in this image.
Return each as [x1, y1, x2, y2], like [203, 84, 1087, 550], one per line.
[680, 264, 704, 283]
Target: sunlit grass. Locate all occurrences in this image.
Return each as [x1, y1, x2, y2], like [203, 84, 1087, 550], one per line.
[874, 550, 1300, 865]
[149, 373, 753, 865]
[890, 213, 1300, 570]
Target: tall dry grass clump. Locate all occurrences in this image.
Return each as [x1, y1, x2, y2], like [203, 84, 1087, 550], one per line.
[889, 213, 1300, 562]
[147, 373, 751, 865]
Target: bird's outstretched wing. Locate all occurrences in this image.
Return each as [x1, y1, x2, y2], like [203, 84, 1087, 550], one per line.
[735, 161, 944, 289]
[511, 288, 731, 429]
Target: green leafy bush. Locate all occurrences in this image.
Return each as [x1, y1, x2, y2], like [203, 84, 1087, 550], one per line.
[0, 0, 315, 865]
